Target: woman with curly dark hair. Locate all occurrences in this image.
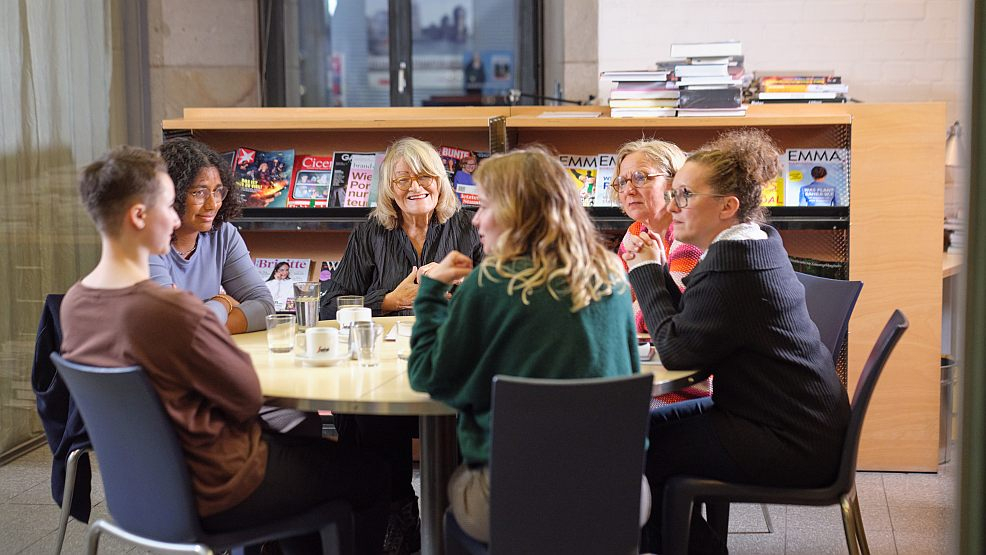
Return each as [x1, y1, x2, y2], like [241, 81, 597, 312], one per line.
[623, 129, 850, 553]
[149, 137, 274, 334]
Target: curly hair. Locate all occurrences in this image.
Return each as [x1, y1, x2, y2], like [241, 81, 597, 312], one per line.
[472, 145, 627, 312]
[79, 146, 167, 236]
[157, 137, 242, 230]
[687, 129, 782, 223]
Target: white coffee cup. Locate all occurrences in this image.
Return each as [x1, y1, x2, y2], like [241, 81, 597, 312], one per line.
[306, 327, 339, 358]
[337, 306, 372, 328]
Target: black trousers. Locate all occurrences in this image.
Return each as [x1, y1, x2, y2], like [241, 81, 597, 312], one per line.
[641, 397, 748, 555]
[202, 433, 390, 555]
[335, 414, 420, 502]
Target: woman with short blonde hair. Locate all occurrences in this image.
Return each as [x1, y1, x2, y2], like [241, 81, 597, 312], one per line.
[407, 146, 640, 543]
[372, 137, 459, 231]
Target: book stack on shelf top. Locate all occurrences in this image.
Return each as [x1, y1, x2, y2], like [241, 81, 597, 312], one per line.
[752, 71, 849, 104]
[601, 67, 679, 118]
[670, 41, 746, 117]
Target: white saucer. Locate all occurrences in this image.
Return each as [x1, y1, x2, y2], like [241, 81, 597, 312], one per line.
[295, 352, 350, 367]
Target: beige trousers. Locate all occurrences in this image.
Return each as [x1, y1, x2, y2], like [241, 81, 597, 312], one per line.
[447, 464, 652, 544]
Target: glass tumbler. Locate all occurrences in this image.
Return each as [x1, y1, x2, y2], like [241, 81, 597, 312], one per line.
[293, 281, 320, 330]
[395, 320, 414, 360]
[352, 322, 383, 367]
[265, 314, 295, 353]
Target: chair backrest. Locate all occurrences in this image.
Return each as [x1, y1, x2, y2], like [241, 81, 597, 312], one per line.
[50, 353, 204, 543]
[833, 310, 908, 492]
[488, 373, 652, 555]
[796, 272, 863, 363]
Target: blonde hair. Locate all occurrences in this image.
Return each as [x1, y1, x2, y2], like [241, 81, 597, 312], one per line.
[688, 129, 782, 224]
[610, 138, 687, 204]
[372, 137, 459, 230]
[473, 146, 626, 312]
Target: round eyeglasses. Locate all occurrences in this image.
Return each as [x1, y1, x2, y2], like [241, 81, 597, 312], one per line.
[663, 188, 730, 209]
[187, 186, 229, 205]
[612, 171, 670, 193]
[392, 174, 438, 191]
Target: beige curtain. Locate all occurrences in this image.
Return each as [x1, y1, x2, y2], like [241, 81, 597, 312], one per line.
[0, 0, 115, 457]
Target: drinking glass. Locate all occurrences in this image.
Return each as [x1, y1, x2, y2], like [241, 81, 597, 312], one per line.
[265, 314, 295, 353]
[293, 281, 320, 330]
[352, 322, 383, 367]
[337, 295, 364, 309]
[395, 320, 414, 360]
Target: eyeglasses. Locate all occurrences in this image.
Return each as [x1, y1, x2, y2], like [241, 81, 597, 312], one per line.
[392, 174, 438, 191]
[663, 188, 730, 209]
[187, 186, 228, 205]
[611, 171, 669, 193]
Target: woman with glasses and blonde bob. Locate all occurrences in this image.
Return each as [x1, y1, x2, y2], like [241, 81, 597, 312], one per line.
[407, 146, 640, 544]
[150, 138, 274, 334]
[322, 137, 482, 555]
[623, 130, 850, 553]
[613, 139, 709, 407]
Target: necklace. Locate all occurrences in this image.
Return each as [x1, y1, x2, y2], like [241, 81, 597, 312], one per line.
[173, 237, 198, 258]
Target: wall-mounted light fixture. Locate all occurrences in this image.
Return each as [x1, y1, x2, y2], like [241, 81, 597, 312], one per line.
[946, 121, 962, 167]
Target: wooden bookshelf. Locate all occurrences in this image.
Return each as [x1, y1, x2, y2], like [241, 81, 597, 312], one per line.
[164, 103, 945, 471]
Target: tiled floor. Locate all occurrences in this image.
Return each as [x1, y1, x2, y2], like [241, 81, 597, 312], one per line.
[0, 445, 955, 554]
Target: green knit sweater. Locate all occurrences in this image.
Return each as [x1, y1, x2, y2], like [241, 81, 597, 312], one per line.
[408, 261, 640, 464]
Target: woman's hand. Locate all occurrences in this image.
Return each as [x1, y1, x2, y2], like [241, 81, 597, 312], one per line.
[416, 262, 438, 283]
[427, 251, 474, 285]
[621, 230, 667, 270]
[382, 266, 419, 312]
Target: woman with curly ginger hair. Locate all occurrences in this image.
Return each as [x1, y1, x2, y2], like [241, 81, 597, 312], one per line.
[623, 129, 850, 553]
[407, 146, 641, 544]
[149, 137, 274, 334]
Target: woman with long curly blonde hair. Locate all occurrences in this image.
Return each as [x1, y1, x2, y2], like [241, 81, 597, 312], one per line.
[407, 146, 641, 543]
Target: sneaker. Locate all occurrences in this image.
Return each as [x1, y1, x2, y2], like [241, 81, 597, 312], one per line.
[381, 496, 421, 555]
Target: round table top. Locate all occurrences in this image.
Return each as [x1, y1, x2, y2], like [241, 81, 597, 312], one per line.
[235, 316, 702, 416]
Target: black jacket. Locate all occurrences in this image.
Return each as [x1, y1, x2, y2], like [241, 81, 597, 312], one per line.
[31, 293, 92, 522]
[629, 226, 850, 486]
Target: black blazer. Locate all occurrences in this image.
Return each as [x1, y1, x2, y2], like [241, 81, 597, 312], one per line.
[31, 293, 92, 522]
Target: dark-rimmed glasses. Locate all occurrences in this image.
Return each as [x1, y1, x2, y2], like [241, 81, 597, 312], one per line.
[663, 188, 730, 209]
[187, 186, 228, 205]
[612, 171, 670, 193]
[392, 174, 437, 191]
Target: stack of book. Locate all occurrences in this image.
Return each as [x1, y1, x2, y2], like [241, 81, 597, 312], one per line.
[601, 69, 679, 118]
[753, 72, 849, 103]
[670, 41, 746, 117]
[945, 216, 965, 254]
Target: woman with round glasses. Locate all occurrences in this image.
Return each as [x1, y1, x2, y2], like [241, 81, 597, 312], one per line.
[321, 136, 482, 555]
[612, 139, 708, 406]
[320, 137, 483, 319]
[149, 137, 274, 334]
[623, 129, 850, 553]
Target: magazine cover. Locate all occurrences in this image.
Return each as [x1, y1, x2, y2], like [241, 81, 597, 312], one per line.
[783, 148, 849, 207]
[366, 152, 387, 207]
[558, 154, 599, 207]
[220, 151, 235, 171]
[343, 153, 378, 207]
[233, 148, 295, 208]
[253, 258, 312, 311]
[329, 152, 376, 207]
[288, 155, 334, 208]
[594, 153, 617, 207]
[762, 155, 786, 206]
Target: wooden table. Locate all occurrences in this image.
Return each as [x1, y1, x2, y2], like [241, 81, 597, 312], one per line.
[235, 316, 701, 555]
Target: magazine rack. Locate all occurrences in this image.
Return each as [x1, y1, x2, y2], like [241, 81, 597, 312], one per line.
[163, 103, 945, 472]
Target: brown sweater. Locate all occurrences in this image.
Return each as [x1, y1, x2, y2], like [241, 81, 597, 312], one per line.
[60, 279, 268, 517]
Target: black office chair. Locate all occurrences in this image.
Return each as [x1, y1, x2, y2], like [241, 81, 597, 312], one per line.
[796, 272, 864, 362]
[662, 310, 908, 555]
[445, 373, 653, 555]
[50, 353, 354, 555]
